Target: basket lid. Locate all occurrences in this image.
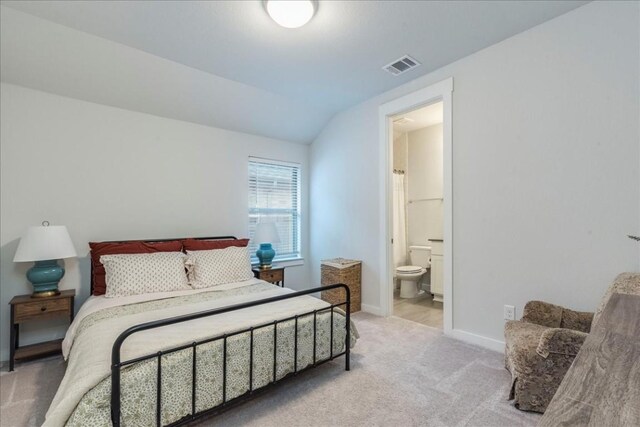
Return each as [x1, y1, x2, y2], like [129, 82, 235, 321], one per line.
[321, 258, 361, 269]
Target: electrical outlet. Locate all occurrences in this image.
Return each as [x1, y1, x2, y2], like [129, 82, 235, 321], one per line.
[504, 305, 515, 321]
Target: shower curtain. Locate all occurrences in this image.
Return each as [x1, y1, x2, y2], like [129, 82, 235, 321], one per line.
[393, 173, 407, 268]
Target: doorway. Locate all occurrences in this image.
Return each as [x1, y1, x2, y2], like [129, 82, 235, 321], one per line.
[378, 78, 453, 335]
[391, 102, 444, 328]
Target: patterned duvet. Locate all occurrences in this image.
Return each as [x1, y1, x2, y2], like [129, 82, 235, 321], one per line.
[44, 280, 357, 427]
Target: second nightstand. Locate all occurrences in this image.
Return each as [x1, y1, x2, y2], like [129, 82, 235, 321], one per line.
[253, 266, 285, 287]
[9, 289, 75, 371]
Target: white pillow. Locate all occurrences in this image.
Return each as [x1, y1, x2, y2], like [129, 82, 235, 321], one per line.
[186, 246, 253, 289]
[100, 252, 191, 298]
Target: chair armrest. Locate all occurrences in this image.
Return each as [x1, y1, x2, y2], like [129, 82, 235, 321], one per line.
[522, 301, 563, 327]
[536, 328, 589, 358]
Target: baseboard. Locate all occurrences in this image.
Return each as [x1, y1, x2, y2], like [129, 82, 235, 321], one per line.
[358, 304, 505, 353]
[450, 329, 505, 353]
[361, 303, 384, 316]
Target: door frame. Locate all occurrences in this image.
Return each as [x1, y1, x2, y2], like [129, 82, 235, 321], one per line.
[378, 77, 454, 335]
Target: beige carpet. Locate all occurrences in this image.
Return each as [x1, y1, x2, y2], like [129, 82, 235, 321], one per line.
[0, 313, 540, 426]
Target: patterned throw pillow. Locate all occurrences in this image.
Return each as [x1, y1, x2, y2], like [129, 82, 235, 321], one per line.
[100, 252, 191, 298]
[186, 246, 253, 289]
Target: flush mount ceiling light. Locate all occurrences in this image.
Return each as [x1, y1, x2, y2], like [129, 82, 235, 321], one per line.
[264, 0, 317, 29]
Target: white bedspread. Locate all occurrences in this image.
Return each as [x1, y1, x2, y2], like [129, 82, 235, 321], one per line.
[61, 279, 261, 358]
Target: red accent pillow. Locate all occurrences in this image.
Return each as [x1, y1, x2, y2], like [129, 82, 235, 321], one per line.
[89, 240, 183, 296]
[182, 238, 250, 251]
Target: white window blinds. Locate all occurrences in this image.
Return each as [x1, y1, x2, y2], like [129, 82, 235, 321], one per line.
[248, 157, 301, 261]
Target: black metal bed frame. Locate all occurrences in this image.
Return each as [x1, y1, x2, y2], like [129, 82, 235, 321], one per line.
[98, 236, 351, 427]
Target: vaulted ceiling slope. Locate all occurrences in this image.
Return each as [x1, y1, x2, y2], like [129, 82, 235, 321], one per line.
[1, 1, 587, 144]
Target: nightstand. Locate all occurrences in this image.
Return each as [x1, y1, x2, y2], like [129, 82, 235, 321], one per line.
[253, 267, 285, 287]
[8, 289, 75, 371]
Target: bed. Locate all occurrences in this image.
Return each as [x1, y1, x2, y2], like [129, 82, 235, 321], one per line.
[44, 236, 356, 427]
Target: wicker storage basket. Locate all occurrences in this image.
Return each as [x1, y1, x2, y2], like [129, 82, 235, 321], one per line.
[321, 258, 362, 313]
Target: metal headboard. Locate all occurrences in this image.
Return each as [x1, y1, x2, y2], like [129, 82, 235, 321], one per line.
[89, 236, 238, 295]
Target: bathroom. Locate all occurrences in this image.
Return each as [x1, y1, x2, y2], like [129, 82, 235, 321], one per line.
[392, 101, 444, 328]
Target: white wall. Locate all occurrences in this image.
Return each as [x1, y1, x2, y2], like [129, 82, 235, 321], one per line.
[407, 124, 444, 246]
[0, 83, 311, 361]
[310, 1, 640, 345]
[392, 132, 407, 172]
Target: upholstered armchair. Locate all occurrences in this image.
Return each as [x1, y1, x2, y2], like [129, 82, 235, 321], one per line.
[504, 272, 640, 413]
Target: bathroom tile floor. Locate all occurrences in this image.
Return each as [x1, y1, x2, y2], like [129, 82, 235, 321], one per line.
[393, 288, 443, 328]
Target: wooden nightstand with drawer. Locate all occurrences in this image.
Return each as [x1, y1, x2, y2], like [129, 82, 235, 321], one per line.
[9, 289, 75, 371]
[253, 267, 285, 287]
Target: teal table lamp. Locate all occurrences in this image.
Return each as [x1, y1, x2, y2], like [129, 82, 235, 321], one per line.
[253, 222, 281, 270]
[13, 221, 77, 298]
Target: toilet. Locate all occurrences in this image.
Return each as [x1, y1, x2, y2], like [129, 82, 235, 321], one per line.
[396, 245, 431, 299]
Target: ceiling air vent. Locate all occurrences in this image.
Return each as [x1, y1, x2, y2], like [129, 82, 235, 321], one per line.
[383, 55, 421, 76]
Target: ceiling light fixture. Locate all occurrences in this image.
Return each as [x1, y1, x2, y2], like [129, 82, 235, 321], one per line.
[265, 0, 316, 29]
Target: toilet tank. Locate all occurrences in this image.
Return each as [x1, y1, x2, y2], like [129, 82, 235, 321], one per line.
[409, 245, 431, 268]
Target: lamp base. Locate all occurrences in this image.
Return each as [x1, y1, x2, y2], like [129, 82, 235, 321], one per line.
[256, 243, 276, 270]
[26, 260, 65, 298]
[31, 290, 61, 298]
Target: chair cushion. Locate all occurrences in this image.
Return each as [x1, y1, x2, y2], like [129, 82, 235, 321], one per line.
[592, 272, 640, 331]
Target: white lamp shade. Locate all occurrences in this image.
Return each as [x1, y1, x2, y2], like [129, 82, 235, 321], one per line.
[13, 225, 77, 262]
[253, 222, 281, 244]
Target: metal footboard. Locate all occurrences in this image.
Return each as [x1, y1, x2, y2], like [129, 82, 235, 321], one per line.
[110, 284, 351, 427]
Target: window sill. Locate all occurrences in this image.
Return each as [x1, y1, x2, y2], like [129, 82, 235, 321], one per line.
[252, 258, 304, 268]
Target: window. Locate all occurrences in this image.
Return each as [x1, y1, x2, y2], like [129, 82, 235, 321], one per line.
[248, 157, 301, 262]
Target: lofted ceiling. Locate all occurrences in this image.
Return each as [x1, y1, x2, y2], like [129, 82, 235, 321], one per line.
[0, 1, 588, 143]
